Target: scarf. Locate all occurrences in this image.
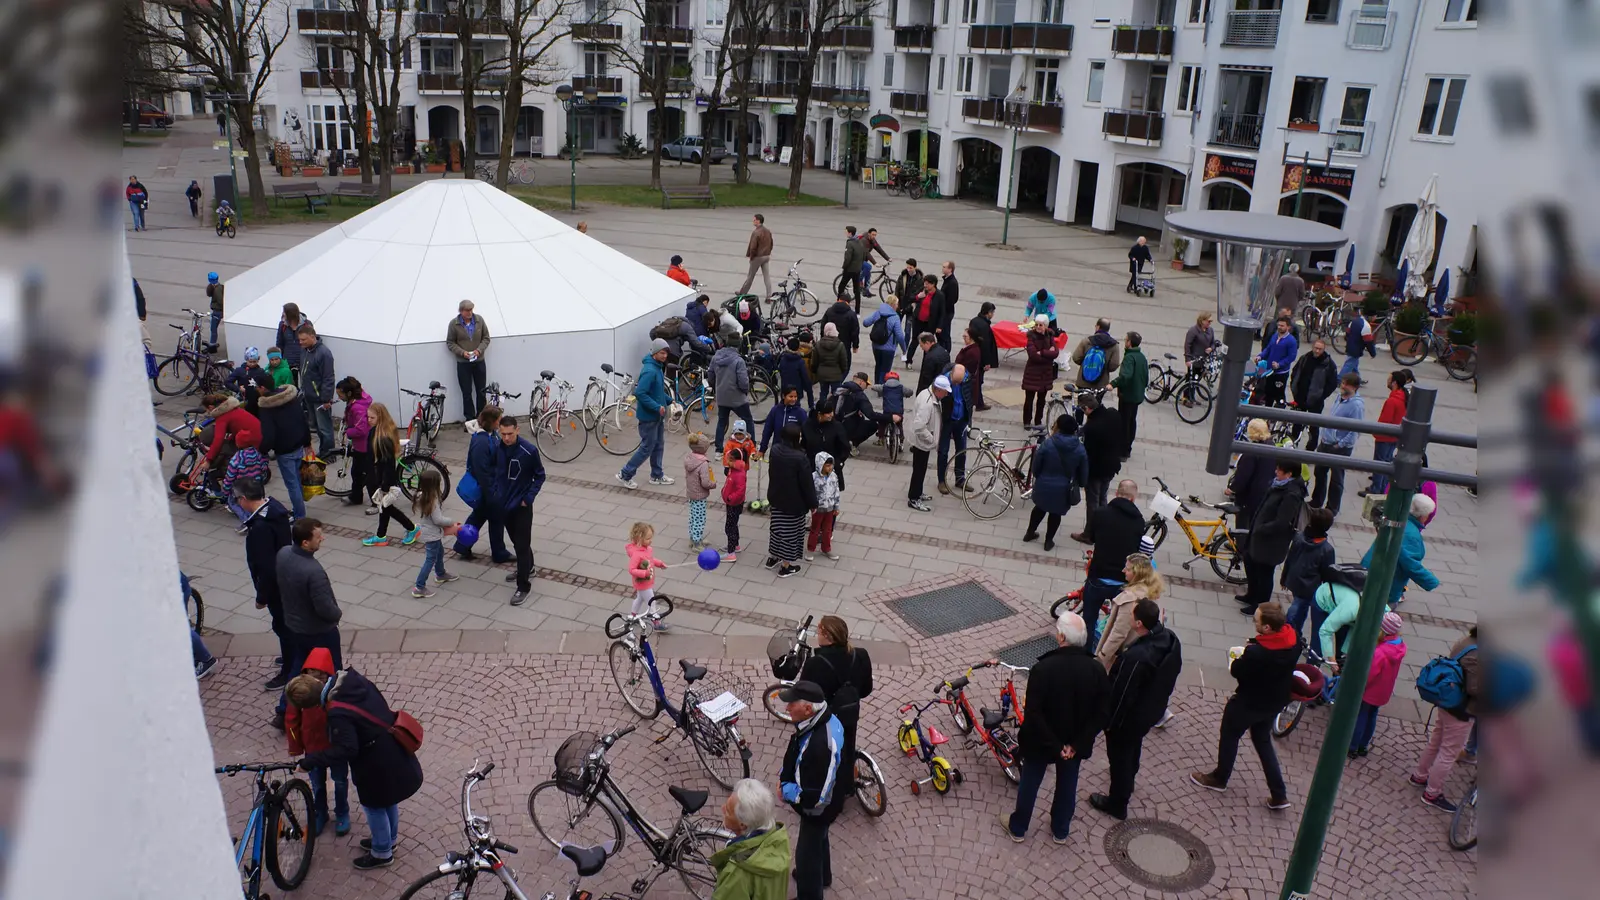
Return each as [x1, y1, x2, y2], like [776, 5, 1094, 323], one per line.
[1255, 624, 1299, 650]
[1271, 475, 1292, 487]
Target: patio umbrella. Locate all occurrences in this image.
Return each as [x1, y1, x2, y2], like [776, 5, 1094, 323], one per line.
[1401, 174, 1440, 301]
[1433, 267, 1451, 315]
[1340, 243, 1355, 289]
[1393, 259, 1409, 303]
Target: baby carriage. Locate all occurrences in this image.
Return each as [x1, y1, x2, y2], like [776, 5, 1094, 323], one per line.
[1133, 261, 1156, 297]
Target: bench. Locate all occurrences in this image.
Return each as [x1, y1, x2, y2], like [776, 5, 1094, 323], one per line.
[660, 185, 717, 209]
[305, 194, 329, 215]
[271, 182, 327, 206]
[332, 181, 381, 203]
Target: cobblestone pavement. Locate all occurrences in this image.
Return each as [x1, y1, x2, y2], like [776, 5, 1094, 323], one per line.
[203, 570, 1475, 899]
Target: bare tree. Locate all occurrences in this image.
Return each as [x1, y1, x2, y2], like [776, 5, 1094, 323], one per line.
[127, 0, 291, 216]
[787, 0, 875, 200]
[484, 0, 576, 189]
[347, 1, 416, 194]
[724, 0, 773, 186]
[120, 2, 183, 133]
[599, 1, 695, 190]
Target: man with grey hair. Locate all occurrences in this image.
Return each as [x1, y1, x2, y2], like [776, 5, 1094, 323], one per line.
[447, 299, 491, 421]
[1275, 261, 1306, 310]
[1001, 611, 1110, 844]
[712, 779, 791, 898]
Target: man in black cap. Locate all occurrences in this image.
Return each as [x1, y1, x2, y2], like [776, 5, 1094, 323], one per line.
[778, 681, 845, 900]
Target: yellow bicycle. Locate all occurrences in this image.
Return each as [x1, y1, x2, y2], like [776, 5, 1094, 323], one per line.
[1144, 476, 1247, 584]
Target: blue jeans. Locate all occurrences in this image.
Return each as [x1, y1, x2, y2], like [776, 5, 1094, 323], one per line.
[310, 761, 349, 821]
[1369, 441, 1397, 494]
[190, 628, 214, 666]
[1008, 754, 1081, 841]
[1286, 593, 1314, 639]
[276, 448, 306, 518]
[936, 419, 968, 485]
[1351, 702, 1380, 752]
[416, 540, 447, 589]
[209, 310, 222, 347]
[873, 348, 895, 383]
[1081, 579, 1124, 651]
[1340, 355, 1362, 378]
[621, 417, 666, 481]
[129, 200, 145, 230]
[715, 402, 753, 449]
[362, 803, 399, 859]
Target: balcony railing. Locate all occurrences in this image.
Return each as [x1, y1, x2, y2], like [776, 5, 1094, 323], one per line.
[570, 22, 623, 43]
[1110, 25, 1173, 57]
[824, 26, 873, 49]
[297, 9, 356, 32]
[572, 74, 623, 94]
[734, 81, 798, 100]
[1211, 111, 1265, 150]
[415, 13, 510, 36]
[1102, 108, 1164, 144]
[1223, 9, 1281, 47]
[961, 97, 1064, 133]
[813, 84, 872, 105]
[642, 25, 695, 44]
[1331, 119, 1374, 155]
[729, 27, 808, 48]
[890, 91, 930, 115]
[641, 75, 696, 96]
[416, 71, 462, 92]
[1012, 23, 1074, 54]
[894, 24, 936, 51]
[301, 69, 351, 90]
[1347, 8, 1397, 50]
[967, 25, 1012, 52]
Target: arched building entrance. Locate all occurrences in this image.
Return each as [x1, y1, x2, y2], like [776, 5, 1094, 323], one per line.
[1016, 146, 1059, 212]
[427, 105, 461, 148]
[956, 137, 1002, 204]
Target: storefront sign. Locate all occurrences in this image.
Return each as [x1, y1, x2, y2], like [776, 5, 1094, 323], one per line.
[772, 104, 797, 116]
[1281, 162, 1355, 199]
[1203, 153, 1255, 188]
[870, 113, 900, 133]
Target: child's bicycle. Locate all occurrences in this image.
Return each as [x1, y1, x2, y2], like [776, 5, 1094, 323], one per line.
[897, 691, 963, 796]
[216, 205, 237, 238]
[1272, 646, 1338, 737]
[214, 761, 315, 898]
[941, 661, 1029, 784]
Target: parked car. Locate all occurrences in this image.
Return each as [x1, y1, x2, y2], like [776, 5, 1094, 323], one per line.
[124, 100, 174, 129]
[660, 136, 728, 164]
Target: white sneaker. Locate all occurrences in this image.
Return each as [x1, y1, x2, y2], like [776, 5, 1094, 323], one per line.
[616, 473, 639, 490]
[649, 475, 676, 486]
[824, 552, 840, 561]
[1154, 708, 1175, 729]
[804, 552, 815, 561]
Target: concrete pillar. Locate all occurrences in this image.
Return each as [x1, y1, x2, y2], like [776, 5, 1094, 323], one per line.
[1055, 158, 1081, 223]
[1045, 152, 1061, 214]
[1091, 161, 1119, 233]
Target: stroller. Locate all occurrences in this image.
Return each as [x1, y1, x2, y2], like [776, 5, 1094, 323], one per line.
[1133, 261, 1157, 297]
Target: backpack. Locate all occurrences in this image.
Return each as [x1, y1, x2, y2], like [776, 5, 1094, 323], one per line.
[455, 470, 481, 507]
[1080, 343, 1107, 382]
[814, 649, 862, 716]
[1415, 643, 1476, 711]
[328, 700, 424, 754]
[650, 316, 685, 341]
[869, 313, 891, 347]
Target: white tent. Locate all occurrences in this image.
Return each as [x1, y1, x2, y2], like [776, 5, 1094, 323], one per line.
[223, 180, 694, 423]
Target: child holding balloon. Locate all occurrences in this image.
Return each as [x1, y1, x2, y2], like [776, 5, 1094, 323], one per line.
[409, 468, 461, 598]
[625, 522, 670, 631]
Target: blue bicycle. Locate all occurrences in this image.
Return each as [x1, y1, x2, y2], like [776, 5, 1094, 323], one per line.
[214, 762, 315, 897]
[605, 609, 753, 789]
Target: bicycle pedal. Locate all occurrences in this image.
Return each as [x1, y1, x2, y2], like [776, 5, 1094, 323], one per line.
[631, 879, 649, 894]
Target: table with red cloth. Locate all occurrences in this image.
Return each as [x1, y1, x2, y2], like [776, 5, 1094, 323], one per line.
[994, 321, 1069, 359]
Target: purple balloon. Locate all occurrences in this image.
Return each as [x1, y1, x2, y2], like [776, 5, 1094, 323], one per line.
[697, 547, 722, 571]
[456, 523, 480, 547]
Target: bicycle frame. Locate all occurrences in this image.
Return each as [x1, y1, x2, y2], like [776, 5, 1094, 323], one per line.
[232, 785, 268, 895]
[635, 634, 686, 722]
[427, 763, 534, 900]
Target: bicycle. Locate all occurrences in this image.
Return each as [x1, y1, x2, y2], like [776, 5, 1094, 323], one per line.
[1391, 315, 1477, 381]
[153, 310, 233, 397]
[398, 760, 551, 900]
[1271, 645, 1339, 737]
[1295, 288, 1349, 344]
[603, 608, 753, 789]
[475, 158, 536, 185]
[183, 572, 207, 632]
[665, 370, 716, 437]
[765, 259, 820, 324]
[401, 381, 447, 451]
[1448, 780, 1478, 851]
[1144, 352, 1187, 404]
[214, 762, 315, 898]
[526, 725, 734, 900]
[594, 392, 642, 457]
[833, 261, 889, 303]
[941, 661, 1028, 784]
[156, 404, 211, 495]
[484, 380, 523, 414]
[908, 167, 940, 200]
[955, 425, 1049, 520]
[581, 363, 634, 431]
[896, 692, 962, 796]
[395, 442, 452, 501]
[217, 206, 238, 238]
[1143, 476, 1248, 584]
[316, 417, 357, 499]
[526, 370, 588, 463]
[758, 616, 888, 817]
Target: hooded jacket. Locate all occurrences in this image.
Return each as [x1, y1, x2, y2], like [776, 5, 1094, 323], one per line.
[343, 391, 373, 453]
[267, 358, 294, 389]
[626, 540, 666, 590]
[632, 353, 672, 423]
[863, 301, 904, 352]
[1081, 405, 1124, 481]
[1029, 432, 1088, 518]
[1021, 328, 1059, 393]
[204, 396, 261, 463]
[1094, 584, 1157, 670]
[1291, 349, 1339, 408]
[257, 385, 310, 456]
[812, 452, 840, 512]
[1072, 331, 1122, 389]
[833, 380, 877, 443]
[876, 373, 908, 418]
[1025, 290, 1057, 322]
[686, 298, 711, 338]
[810, 334, 850, 384]
[1017, 644, 1109, 761]
[276, 545, 342, 635]
[226, 364, 274, 417]
[299, 338, 336, 405]
[685, 448, 715, 501]
[721, 446, 749, 506]
[491, 435, 545, 514]
[1361, 515, 1439, 605]
[781, 705, 845, 819]
[1229, 625, 1302, 713]
[1363, 637, 1408, 707]
[801, 413, 850, 468]
[1087, 497, 1146, 581]
[1280, 532, 1336, 599]
[710, 825, 792, 900]
[276, 316, 312, 371]
[244, 497, 293, 611]
[759, 400, 808, 454]
[1105, 623, 1182, 736]
[776, 349, 812, 393]
[710, 346, 751, 408]
[1313, 580, 1362, 661]
[1373, 386, 1408, 444]
[464, 429, 497, 506]
[820, 300, 860, 351]
[286, 646, 337, 755]
[765, 439, 817, 514]
[300, 668, 424, 809]
[908, 388, 940, 452]
[1246, 475, 1307, 566]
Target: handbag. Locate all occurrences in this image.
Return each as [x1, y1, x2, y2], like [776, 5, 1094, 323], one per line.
[327, 700, 424, 754]
[456, 470, 481, 507]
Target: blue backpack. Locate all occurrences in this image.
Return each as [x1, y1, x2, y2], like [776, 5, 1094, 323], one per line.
[1080, 344, 1107, 382]
[1416, 643, 1476, 710]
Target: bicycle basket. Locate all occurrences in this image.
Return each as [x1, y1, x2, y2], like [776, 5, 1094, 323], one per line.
[767, 628, 810, 681]
[554, 731, 600, 793]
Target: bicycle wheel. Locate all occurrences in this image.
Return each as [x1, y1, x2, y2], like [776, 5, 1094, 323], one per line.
[788, 288, 820, 319]
[1444, 347, 1477, 382]
[687, 396, 717, 433]
[536, 409, 587, 463]
[948, 693, 973, 735]
[1207, 533, 1247, 584]
[596, 401, 640, 456]
[225, 222, 237, 239]
[832, 271, 852, 299]
[886, 423, 902, 465]
[907, 180, 924, 200]
[854, 751, 888, 817]
[1146, 517, 1169, 551]
[747, 378, 774, 418]
[876, 273, 892, 302]
[1043, 397, 1068, 427]
[688, 707, 749, 790]
[1272, 700, 1306, 738]
[426, 403, 443, 442]
[266, 778, 316, 890]
[186, 586, 205, 632]
[930, 757, 953, 794]
[186, 483, 216, 512]
[1050, 591, 1082, 618]
[526, 779, 626, 853]
[168, 448, 199, 495]
[527, 385, 548, 422]
[1144, 366, 1171, 404]
[961, 464, 1015, 520]
[397, 867, 502, 899]
[673, 825, 730, 900]
[154, 355, 198, 395]
[948, 447, 993, 490]
[1174, 381, 1214, 424]
[1448, 785, 1478, 851]
[1390, 333, 1428, 366]
[995, 741, 1022, 785]
[763, 683, 793, 722]
[608, 640, 660, 718]
[320, 448, 355, 498]
[580, 382, 606, 430]
[399, 453, 450, 500]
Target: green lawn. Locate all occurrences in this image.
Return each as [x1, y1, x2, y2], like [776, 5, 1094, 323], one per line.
[509, 181, 834, 211]
[239, 195, 386, 225]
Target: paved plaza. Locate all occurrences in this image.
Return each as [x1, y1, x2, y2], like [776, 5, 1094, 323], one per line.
[133, 122, 1482, 896]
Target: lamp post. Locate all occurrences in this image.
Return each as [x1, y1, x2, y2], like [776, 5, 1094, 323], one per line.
[205, 90, 248, 209]
[835, 94, 870, 209]
[555, 83, 599, 211]
[1000, 88, 1030, 247]
[1165, 210, 1480, 900]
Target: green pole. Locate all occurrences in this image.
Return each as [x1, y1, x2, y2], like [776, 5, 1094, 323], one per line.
[1001, 120, 1018, 245]
[223, 101, 239, 209]
[843, 111, 852, 210]
[1277, 388, 1435, 899]
[567, 103, 577, 211]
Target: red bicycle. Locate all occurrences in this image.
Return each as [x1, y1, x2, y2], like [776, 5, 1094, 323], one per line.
[941, 661, 1029, 784]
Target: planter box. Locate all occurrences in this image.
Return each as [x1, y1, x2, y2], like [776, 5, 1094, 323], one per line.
[393, 164, 413, 174]
[425, 164, 446, 173]
[342, 167, 361, 175]
[301, 166, 325, 177]
[1286, 121, 1321, 132]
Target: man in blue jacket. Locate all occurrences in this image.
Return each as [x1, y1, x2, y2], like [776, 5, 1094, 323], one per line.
[861, 296, 904, 384]
[453, 407, 511, 564]
[617, 339, 676, 490]
[1255, 316, 1298, 408]
[493, 415, 546, 606]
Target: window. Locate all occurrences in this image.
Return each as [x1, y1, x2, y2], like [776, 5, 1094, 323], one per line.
[419, 39, 454, 73]
[937, 55, 947, 91]
[703, 49, 718, 78]
[705, 0, 726, 26]
[1339, 85, 1372, 124]
[956, 56, 974, 93]
[850, 56, 867, 89]
[1143, 64, 1168, 112]
[942, 0, 950, 25]
[1306, 0, 1337, 22]
[1086, 60, 1105, 103]
[1175, 65, 1202, 112]
[313, 38, 346, 72]
[1187, 0, 1208, 25]
[1032, 58, 1060, 103]
[1040, 0, 1065, 23]
[1487, 75, 1533, 134]
[1349, 0, 1394, 48]
[308, 104, 353, 151]
[1288, 76, 1327, 125]
[883, 53, 894, 88]
[1417, 76, 1466, 137]
[961, 0, 978, 24]
[584, 46, 609, 76]
[1443, 0, 1476, 24]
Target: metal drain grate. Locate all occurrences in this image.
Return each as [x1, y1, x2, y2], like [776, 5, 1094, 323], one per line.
[994, 634, 1059, 668]
[887, 582, 1015, 638]
[1103, 819, 1216, 892]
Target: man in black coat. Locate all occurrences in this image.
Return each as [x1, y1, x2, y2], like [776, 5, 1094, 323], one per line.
[1079, 479, 1145, 647]
[1071, 394, 1123, 544]
[820, 296, 861, 353]
[255, 383, 312, 519]
[779, 681, 846, 899]
[1192, 602, 1300, 808]
[801, 398, 852, 489]
[907, 275, 945, 365]
[1003, 612, 1109, 842]
[938, 260, 960, 351]
[1289, 338, 1339, 447]
[234, 476, 293, 693]
[914, 333, 950, 395]
[1091, 599, 1182, 820]
[834, 373, 888, 447]
[1239, 462, 1307, 615]
[275, 517, 344, 728]
[1127, 237, 1152, 292]
[841, 225, 868, 310]
[968, 302, 999, 411]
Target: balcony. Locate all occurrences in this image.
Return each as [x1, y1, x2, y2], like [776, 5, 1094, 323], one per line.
[301, 69, 352, 90]
[1347, 8, 1397, 50]
[890, 91, 930, 116]
[813, 84, 872, 105]
[1223, 9, 1280, 47]
[1331, 119, 1373, 156]
[297, 9, 356, 32]
[967, 25, 1012, 53]
[961, 97, 1064, 133]
[894, 25, 936, 51]
[642, 25, 695, 44]
[729, 27, 808, 48]
[1211, 111, 1265, 150]
[824, 26, 873, 49]
[416, 71, 462, 93]
[1110, 25, 1173, 58]
[733, 81, 798, 101]
[414, 13, 510, 37]
[570, 22, 623, 43]
[1012, 23, 1074, 55]
[572, 74, 623, 94]
[1102, 108, 1164, 145]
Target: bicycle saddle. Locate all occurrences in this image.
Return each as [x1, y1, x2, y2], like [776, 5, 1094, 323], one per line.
[214, 358, 232, 368]
[540, 369, 556, 381]
[669, 785, 709, 815]
[601, 363, 614, 374]
[981, 708, 1006, 731]
[946, 675, 969, 691]
[1164, 352, 1178, 360]
[679, 659, 707, 683]
[560, 843, 610, 878]
[428, 380, 442, 390]
[1217, 502, 1240, 515]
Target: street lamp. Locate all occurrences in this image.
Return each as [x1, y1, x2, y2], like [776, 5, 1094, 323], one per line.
[555, 83, 598, 211]
[834, 94, 870, 209]
[1000, 87, 1030, 247]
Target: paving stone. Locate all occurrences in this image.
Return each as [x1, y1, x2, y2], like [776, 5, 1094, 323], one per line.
[350, 629, 405, 653]
[400, 629, 462, 653]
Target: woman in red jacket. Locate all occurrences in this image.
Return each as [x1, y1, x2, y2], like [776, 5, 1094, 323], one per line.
[1360, 370, 1412, 497]
[197, 392, 261, 470]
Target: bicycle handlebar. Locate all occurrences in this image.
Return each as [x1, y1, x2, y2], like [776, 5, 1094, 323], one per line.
[601, 724, 637, 748]
[215, 762, 299, 775]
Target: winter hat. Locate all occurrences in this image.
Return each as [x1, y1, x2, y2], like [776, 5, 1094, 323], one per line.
[823, 322, 839, 338]
[650, 337, 671, 353]
[243, 346, 260, 362]
[933, 375, 952, 392]
[671, 254, 683, 266]
[1139, 535, 1157, 556]
[688, 432, 711, 453]
[1381, 611, 1403, 636]
[731, 419, 748, 436]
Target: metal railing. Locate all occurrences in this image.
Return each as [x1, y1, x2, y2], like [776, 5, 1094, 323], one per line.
[1211, 111, 1265, 150]
[1012, 23, 1074, 53]
[414, 12, 510, 36]
[729, 27, 808, 48]
[962, 97, 1064, 132]
[296, 9, 356, 31]
[813, 84, 872, 105]
[642, 25, 695, 44]
[967, 24, 1013, 51]
[1347, 9, 1397, 49]
[570, 22, 623, 42]
[894, 24, 936, 50]
[1102, 108, 1164, 144]
[1223, 9, 1281, 47]
[301, 69, 351, 90]
[824, 25, 874, 49]
[572, 74, 623, 94]
[416, 71, 462, 92]
[1110, 25, 1174, 57]
[890, 91, 930, 114]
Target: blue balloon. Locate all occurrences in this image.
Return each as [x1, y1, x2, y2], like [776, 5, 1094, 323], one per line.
[456, 523, 480, 547]
[696, 547, 722, 571]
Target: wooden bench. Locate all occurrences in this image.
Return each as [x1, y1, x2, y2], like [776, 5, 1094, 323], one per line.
[660, 185, 717, 209]
[271, 182, 327, 206]
[332, 181, 380, 203]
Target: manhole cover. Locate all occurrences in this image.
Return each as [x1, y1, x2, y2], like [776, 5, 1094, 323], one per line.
[994, 633, 1058, 668]
[1103, 819, 1215, 892]
[888, 582, 1014, 638]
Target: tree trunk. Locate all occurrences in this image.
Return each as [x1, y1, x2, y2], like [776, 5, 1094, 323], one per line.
[236, 109, 268, 217]
[495, 77, 521, 190]
[698, 102, 716, 186]
[788, 67, 813, 200]
[354, 32, 373, 183]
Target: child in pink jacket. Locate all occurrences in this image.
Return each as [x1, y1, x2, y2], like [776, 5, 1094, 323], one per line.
[625, 521, 669, 630]
[1349, 611, 1407, 758]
